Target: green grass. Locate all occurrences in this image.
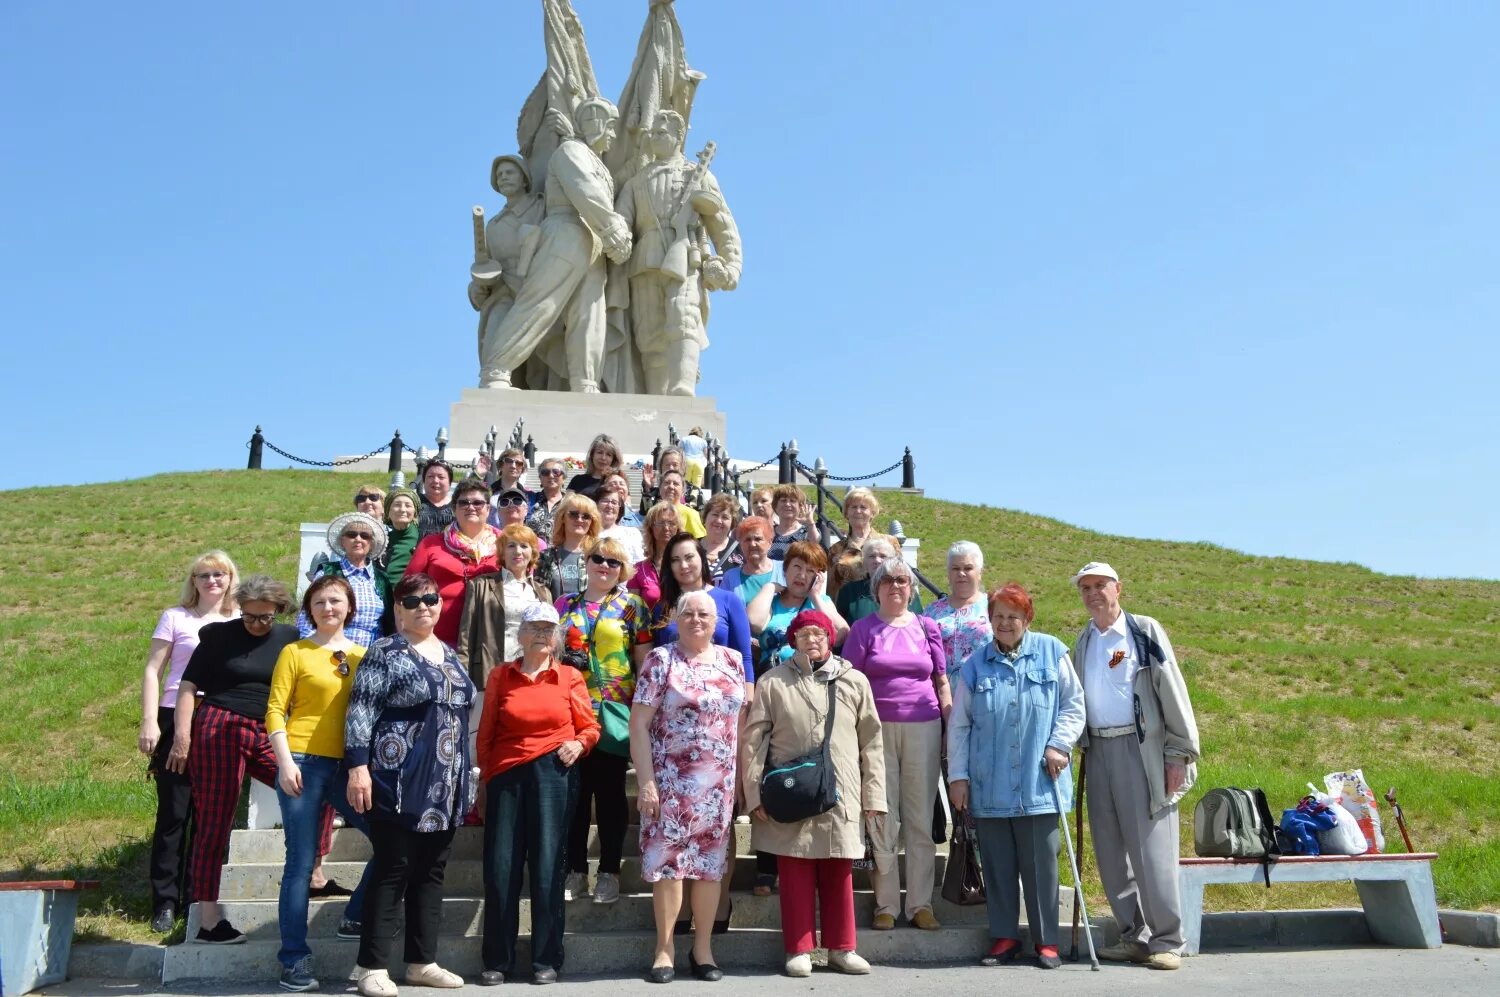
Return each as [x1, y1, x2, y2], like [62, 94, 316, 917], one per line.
[0, 470, 1496, 943]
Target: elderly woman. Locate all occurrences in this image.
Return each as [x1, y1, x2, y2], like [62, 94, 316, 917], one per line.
[834, 537, 921, 624]
[842, 558, 950, 931]
[525, 457, 570, 540]
[490, 484, 536, 539]
[749, 486, 775, 524]
[631, 590, 747, 983]
[267, 575, 375, 992]
[346, 573, 476, 996]
[924, 541, 991, 673]
[630, 502, 682, 610]
[767, 484, 815, 562]
[656, 470, 706, 539]
[139, 550, 239, 933]
[477, 603, 600, 986]
[700, 493, 742, 583]
[167, 575, 314, 945]
[948, 584, 1084, 969]
[354, 485, 387, 520]
[555, 537, 653, 907]
[566, 433, 624, 499]
[486, 448, 532, 503]
[599, 471, 644, 528]
[301, 511, 386, 647]
[405, 478, 501, 649]
[825, 488, 879, 599]
[596, 487, 646, 565]
[416, 459, 456, 538]
[748, 540, 848, 673]
[535, 494, 601, 601]
[377, 488, 421, 635]
[743, 610, 886, 978]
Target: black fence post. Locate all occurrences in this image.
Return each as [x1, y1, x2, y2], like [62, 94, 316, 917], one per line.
[901, 446, 916, 489]
[247, 426, 264, 470]
[387, 431, 404, 473]
[786, 439, 800, 485]
[776, 442, 789, 484]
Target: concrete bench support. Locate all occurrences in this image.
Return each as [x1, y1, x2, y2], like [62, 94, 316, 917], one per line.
[0, 880, 97, 996]
[1179, 853, 1440, 955]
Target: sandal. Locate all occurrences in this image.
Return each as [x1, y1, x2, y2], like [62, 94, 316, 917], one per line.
[753, 874, 776, 897]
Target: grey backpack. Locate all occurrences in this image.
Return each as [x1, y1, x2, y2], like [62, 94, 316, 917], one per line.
[1194, 787, 1281, 884]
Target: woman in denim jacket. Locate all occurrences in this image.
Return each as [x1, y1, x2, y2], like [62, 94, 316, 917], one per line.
[947, 584, 1084, 970]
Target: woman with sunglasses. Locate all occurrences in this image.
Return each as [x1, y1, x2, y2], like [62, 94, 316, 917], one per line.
[266, 575, 375, 992]
[354, 486, 387, 519]
[555, 537, 653, 907]
[534, 495, 602, 601]
[139, 550, 240, 934]
[300, 512, 387, 647]
[525, 458, 570, 540]
[405, 478, 502, 649]
[168, 575, 320, 946]
[346, 573, 477, 996]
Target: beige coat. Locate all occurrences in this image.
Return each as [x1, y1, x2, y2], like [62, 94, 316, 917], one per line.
[742, 654, 886, 859]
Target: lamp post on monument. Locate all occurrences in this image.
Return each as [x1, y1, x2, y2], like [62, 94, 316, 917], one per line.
[436, 427, 449, 465]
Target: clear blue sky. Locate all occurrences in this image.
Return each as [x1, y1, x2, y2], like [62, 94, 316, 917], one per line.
[2, 2, 1495, 579]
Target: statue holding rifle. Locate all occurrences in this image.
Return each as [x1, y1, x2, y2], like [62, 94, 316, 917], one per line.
[615, 109, 742, 396]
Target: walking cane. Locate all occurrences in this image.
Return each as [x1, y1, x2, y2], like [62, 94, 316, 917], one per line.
[1070, 752, 1087, 960]
[1052, 774, 1099, 971]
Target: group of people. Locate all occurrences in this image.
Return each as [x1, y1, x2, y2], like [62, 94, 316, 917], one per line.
[139, 432, 1200, 994]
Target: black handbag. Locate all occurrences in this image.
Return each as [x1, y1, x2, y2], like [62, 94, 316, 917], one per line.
[759, 680, 839, 823]
[941, 813, 986, 906]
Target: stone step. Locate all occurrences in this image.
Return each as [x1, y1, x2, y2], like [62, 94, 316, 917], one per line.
[187, 888, 1008, 940]
[162, 920, 1108, 984]
[217, 853, 955, 902]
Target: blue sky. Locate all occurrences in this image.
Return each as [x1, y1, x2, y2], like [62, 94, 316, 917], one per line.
[2, 2, 1495, 579]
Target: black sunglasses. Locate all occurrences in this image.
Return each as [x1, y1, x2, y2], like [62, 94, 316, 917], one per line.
[333, 650, 349, 678]
[400, 593, 441, 609]
[588, 553, 624, 570]
[342, 530, 374, 541]
[355, 493, 381, 503]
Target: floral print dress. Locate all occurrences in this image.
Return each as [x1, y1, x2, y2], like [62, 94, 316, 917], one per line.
[633, 643, 746, 882]
[924, 597, 993, 675]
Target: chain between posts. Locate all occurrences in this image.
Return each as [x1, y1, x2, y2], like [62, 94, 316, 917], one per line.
[258, 439, 391, 468]
[794, 457, 903, 483]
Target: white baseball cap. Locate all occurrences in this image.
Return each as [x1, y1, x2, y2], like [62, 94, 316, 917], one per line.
[1071, 561, 1120, 585]
[520, 603, 560, 626]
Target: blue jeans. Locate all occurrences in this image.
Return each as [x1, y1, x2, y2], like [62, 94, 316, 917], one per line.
[277, 753, 372, 968]
[482, 751, 579, 975]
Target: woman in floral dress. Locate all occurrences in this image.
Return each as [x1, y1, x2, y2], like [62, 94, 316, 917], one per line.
[629, 589, 747, 983]
[923, 540, 992, 674]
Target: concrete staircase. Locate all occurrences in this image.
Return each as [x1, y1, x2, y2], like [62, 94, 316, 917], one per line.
[168, 776, 1107, 984]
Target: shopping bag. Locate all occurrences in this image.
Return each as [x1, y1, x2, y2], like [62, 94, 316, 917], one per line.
[941, 814, 986, 906]
[1324, 770, 1386, 853]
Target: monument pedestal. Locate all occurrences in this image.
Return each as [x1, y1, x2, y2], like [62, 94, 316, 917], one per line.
[449, 388, 727, 455]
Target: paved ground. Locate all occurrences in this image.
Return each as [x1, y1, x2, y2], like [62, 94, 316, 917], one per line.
[42, 947, 1496, 997]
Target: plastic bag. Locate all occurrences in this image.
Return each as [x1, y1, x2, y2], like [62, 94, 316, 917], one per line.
[1302, 785, 1368, 854]
[1324, 770, 1385, 853]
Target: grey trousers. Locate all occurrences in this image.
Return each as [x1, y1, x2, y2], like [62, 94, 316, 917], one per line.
[973, 814, 1059, 945]
[1085, 733, 1184, 953]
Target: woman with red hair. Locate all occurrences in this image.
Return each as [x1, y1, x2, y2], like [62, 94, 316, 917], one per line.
[946, 583, 1084, 970]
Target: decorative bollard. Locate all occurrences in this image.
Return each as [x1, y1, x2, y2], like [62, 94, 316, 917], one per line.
[247, 426, 264, 470]
[387, 430, 404, 474]
[901, 446, 916, 490]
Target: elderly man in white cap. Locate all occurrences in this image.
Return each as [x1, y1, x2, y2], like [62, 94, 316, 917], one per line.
[1071, 562, 1200, 970]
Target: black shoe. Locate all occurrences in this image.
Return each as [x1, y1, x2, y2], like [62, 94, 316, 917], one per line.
[480, 970, 506, 986]
[1035, 947, 1062, 970]
[194, 920, 246, 945]
[309, 878, 353, 898]
[532, 968, 557, 985]
[279, 957, 320, 992]
[647, 966, 675, 984]
[150, 903, 176, 934]
[337, 918, 362, 940]
[712, 899, 733, 935]
[689, 953, 723, 982]
[979, 938, 1021, 966]
[672, 919, 693, 937]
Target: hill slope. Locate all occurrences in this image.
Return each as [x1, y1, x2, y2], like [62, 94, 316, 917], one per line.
[1, 470, 1495, 940]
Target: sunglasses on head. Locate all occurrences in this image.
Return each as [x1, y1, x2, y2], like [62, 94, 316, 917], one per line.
[332, 650, 350, 678]
[342, 530, 374, 541]
[588, 553, 624, 570]
[400, 593, 441, 609]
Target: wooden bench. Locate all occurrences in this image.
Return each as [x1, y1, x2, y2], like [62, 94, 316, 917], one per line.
[1178, 853, 1440, 955]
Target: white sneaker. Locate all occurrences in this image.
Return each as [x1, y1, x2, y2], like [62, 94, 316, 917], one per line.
[828, 950, 871, 975]
[784, 953, 813, 978]
[355, 968, 399, 997]
[592, 872, 620, 905]
[405, 962, 463, 988]
[563, 872, 589, 902]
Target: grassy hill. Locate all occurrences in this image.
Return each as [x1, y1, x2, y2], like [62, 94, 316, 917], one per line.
[1, 470, 1496, 942]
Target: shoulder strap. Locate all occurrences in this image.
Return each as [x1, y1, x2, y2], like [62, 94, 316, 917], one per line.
[821, 676, 838, 745]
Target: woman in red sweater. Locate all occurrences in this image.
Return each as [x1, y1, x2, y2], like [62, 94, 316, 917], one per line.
[475, 603, 600, 986]
[404, 478, 501, 647]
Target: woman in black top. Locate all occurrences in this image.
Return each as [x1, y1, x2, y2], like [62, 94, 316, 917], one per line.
[167, 575, 335, 944]
[565, 433, 623, 500]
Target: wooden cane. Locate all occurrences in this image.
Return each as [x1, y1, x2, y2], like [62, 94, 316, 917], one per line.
[1070, 751, 1087, 959]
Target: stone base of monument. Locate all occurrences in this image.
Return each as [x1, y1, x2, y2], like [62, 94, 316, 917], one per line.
[449, 387, 727, 455]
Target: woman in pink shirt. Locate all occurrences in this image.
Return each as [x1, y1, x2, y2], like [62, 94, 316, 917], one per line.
[841, 556, 951, 932]
[139, 550, 240, 933]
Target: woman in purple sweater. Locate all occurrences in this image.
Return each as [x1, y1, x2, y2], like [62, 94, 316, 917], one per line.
[841, 556, 950, 931]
